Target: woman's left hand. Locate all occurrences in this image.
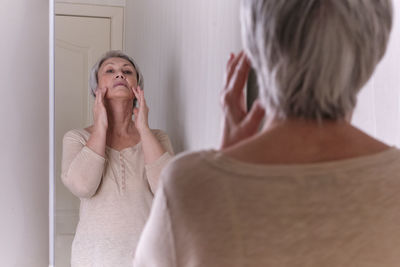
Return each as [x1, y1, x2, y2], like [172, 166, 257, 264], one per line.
[132, 86, 150, 134]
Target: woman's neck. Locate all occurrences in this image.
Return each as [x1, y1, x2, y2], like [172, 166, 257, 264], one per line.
[104, 99, 136, 136]
[223, 116, 390, 164]
[262, 117, 349, 133]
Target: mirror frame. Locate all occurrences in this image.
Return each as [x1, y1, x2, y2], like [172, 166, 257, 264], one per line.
[49, 0, 55, 266]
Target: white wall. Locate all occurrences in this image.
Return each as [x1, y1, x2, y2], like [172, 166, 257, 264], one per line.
[126, 0, 242, 152]
[0, 0, 49, 266]
[352, 0, 400, 146]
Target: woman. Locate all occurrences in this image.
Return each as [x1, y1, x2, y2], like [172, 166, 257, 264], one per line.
[61, 50, 174, 266]
[134, 1, 400, 266]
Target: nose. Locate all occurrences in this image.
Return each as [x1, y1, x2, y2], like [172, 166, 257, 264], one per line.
[115, 71, 125, 79]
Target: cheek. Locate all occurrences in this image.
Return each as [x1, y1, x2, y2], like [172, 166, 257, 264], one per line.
[97, 76, 110, 87]
[129, 77, 138, 86]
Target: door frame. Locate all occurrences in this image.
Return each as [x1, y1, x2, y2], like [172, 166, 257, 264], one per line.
[55, 3, 124, 50]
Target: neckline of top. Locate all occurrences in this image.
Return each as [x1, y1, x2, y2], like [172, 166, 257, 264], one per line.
[81, 128, 141, 153]
[200, 147, 400, 176]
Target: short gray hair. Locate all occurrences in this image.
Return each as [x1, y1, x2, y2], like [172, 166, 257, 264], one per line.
[89, 50, 144, 97]
[241, 0, 392, 120]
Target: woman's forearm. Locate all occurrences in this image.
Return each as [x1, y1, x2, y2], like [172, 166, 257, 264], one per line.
[62, 131, 105, 198]
[140, 128, 167, 164]
[62, 147, 105, 198]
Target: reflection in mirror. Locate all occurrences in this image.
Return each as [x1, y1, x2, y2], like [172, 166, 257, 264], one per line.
[54, 1, 242, 266]
[54, 3, 125, 266]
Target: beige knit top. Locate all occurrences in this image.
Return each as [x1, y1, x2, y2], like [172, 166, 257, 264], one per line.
[61, 128, 173, 267]
[134, 148, 400, 267]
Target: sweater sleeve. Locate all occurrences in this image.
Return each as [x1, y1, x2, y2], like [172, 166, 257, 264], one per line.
[133, 185, 176, 267]
[61, 130, 106, 198]
[144, 130, 174, 193]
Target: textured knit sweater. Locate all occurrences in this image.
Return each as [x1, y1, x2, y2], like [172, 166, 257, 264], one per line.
[61, 128, 173, 267]
[134, 148, 400, 267]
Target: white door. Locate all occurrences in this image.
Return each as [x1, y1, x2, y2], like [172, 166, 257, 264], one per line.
[55, 4, 123, 266]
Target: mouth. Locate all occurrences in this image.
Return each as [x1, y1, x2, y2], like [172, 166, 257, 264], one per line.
[113, 82, 128, 88]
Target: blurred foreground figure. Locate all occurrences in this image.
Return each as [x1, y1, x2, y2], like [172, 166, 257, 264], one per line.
[134, 1, 400, 266]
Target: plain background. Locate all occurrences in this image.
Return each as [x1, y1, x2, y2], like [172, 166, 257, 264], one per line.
[0, 0, 49, 266]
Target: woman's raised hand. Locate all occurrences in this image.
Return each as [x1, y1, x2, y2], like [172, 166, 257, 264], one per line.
[132, 86, 150, 135]
[93, 87, 108, 133]
[220, 51, 265, 149]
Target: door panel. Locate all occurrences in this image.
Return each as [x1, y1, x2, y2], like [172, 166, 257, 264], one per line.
[55, 14, 111, 267]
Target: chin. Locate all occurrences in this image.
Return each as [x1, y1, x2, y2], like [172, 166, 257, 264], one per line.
[109, 87, 131, 95]
[106, 92, 132, 100]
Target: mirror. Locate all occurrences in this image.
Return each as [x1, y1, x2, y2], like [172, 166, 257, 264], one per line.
[51, 1, 400, 266]
[54, 4, 124, 265]
[52, 0, 243, 266]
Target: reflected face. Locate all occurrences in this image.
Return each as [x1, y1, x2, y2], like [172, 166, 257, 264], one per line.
[97, 57, 138, 99]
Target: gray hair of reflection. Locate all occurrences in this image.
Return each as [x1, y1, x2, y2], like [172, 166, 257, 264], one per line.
[240, 0, 393, 120]
[89, 50, 144, 97]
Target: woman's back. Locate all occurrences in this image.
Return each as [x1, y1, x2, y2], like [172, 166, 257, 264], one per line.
[135, 146, 400, 266]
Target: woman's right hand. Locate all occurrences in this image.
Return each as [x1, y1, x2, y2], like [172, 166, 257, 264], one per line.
[93, 87, 108, 133]
[86, 87, 108, 157]
[219, 51, 265, 149]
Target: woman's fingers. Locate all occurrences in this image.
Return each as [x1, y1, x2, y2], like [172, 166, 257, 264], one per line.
[241, 99, 265, 134]
[133, 107, 139, 117]
[220, 54, 250, 122]
[225, 51, 245, 90]
[221, 52, 250, 114]
[93, 87, 108, 131]
[223, 53, 235, 86]
[95, 88, 100, 105]
[225, 51, 243, 86]
[95, 87, 107, 103]
[132, 86, 139, 99]
[226, 53, 235, 68]
[132, 86, 142, 107]
[134, 86, 148, 111]
[133, 86, 150, 132]
[95, 88, 101, 108]
[229, 54, 250, 97]
[219, 52, 262, 149]
[138, 86, 147, 108]
[220, 99, 265, 149]
[99, 87, 106, 104]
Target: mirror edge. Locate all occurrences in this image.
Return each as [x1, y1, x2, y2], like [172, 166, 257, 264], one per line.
[49, 0, 55, 266]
